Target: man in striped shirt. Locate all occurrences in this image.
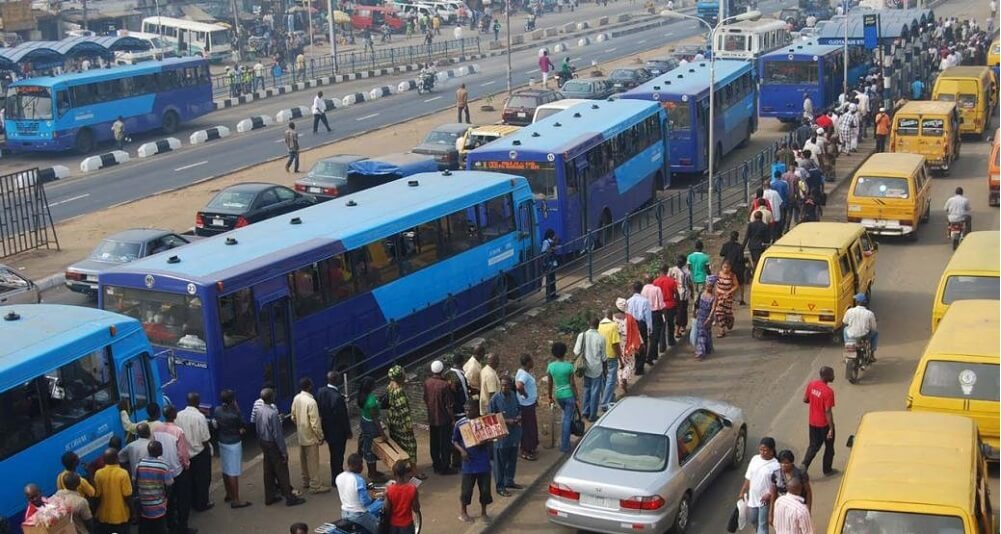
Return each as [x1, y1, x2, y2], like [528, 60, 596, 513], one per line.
[135, 441, 173, 534]
[772, 478, 814, 534]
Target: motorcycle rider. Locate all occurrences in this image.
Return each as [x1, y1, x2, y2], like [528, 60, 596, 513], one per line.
[420, 62, 436, 92]
[335, 453, 385, 534]
[843, 293, 878, 361]
[558, 56, 573, 84]
[944, 186, 972, 236]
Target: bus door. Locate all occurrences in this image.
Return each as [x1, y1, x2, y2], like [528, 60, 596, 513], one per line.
[117, 352, 156, 426]
[517, 198, 538, 294]
[697, 100, 710, 169]
[566, 156, 587, 243]
[258, 297, 295, 404]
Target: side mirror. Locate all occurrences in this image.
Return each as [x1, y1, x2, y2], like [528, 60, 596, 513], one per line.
[721, 418, 733, 428]
[846, 435, 855, 448]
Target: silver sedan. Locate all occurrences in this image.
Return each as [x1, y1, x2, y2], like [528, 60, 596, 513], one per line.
[546, 396, 747, 534]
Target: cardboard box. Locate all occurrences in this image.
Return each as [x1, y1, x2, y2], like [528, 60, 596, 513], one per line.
[22, 514, 74, 534]
[372, 436, 410, 469]
[459, 413, 509, 448]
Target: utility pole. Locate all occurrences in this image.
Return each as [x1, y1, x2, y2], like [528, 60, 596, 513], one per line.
[231, 0, 242, 61]
[82, 0, 88, 31]
[842, 0, 848, 97]
[327, 0, 337, 72]
[506, 0, 512, 94]
[305, 0, 315, 58]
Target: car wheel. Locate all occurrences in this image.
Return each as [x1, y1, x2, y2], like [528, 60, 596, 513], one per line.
[672, 493, 691, 534]
[729, 426, 747, 469]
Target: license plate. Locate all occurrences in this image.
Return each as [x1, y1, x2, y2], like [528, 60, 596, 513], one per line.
[85, 275, 98, 282]
[212, 218, 225, 226]
[517, 112, 527, 118]
[844, 348, 857, 359]
[308, 187, 322, 194]
[786, 314, 803, 322]
[580, 494, 618, 510]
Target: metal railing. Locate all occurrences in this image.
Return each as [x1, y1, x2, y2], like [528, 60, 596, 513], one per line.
[333, 129, 800, 413]
[0, 168, 59, 259]
[212, 37, 481, 100]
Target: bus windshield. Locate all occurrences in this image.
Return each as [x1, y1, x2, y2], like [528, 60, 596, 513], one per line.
[209, 29, 231, 47]
[763, 61, 818, 84]
[470, 160, 557, 200]
[102, 285, 208, 351]
[6, 86, 53, 120]
[663, 101, 690, 129]
[721, 34, 747, 51]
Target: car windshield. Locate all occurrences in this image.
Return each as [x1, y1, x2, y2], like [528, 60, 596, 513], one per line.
[207, 189, 257, 210]
[920, 361, 999, 402]
[507, 95, 540, 108]
[609, 70, 635, 80]
[562, 81, 591, 92]
[759, 257, 830, 287]
[942, 275, 1000, 304]
[6, 86, 53, 120]
[852, 177, 910, 199]
[574, 426, 669, 472]
[0, 267, 28, 291]
[424, 130, 461, 144]
[103, 286, 207, 352]
[841, 510, 964, 534]
[89, 239, 143, 262]
[310, 160, 351, 179]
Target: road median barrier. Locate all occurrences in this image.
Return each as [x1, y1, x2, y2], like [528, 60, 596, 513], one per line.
[81, 151, 129, 173]
[578, 36, 591, 47]
[596, 32, 610, 42]
[137, 138, 182, 158]
[554, 41, 568, 52]
[341, 92, 367, 106]
[368, 86, 393, 99]
[398, 79, 419, 92]
[275, 106, 310, 124]
[37, 165, 70, 183]
[189, 126, 231, 145]
[236, 115, 275, 133]
[577, 21, 591, 30]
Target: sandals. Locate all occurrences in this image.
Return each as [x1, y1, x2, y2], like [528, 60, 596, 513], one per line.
[521, 453, 537, 461]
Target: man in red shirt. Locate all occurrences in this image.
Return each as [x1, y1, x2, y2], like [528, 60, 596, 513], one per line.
[653, 263, 679, 353]
[801, 366, 836, 476]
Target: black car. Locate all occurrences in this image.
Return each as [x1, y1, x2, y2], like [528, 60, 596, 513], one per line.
[502, 88, 563, 126]
[644, 58, 679, 76]
[608, 67, 654, 91]
[195, 182, 316, 236]
[293, 154, 369, 201]
[411, 123, 473, 170]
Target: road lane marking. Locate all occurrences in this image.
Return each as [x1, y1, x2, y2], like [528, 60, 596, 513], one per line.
[637, 39, 647, 44]
[606, 47, 617, 53]
[424, 96, 443, 102]
[356, 113, 380, 121]
[174, 161, 208, 172]
[524, 69, 538, 74]
[480, 80, 496, 86]
[50, 193, 90, 207]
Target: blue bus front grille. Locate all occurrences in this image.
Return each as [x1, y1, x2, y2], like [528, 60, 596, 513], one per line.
[13, 121, 39, 136]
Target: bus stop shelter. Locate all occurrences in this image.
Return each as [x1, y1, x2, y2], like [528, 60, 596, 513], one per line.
[0, 35, 150, 72]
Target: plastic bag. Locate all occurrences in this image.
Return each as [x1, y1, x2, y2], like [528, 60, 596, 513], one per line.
[737, 497, 749, 530]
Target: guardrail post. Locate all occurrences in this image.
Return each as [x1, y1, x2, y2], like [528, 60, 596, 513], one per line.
[715, 176, 723, 220]
[622, 217, 631, 262]
[742, 163, 750, 204]
[476, 36, 481, 53]
[587, 233, 594, 283]
[390, 47, 395, 65]
[461, 38, 465, 57]
[350, 53, 356, 73]
[309, 57, 316, 79]
[655, 203, 664, 246]
[687, 187, 695, 231]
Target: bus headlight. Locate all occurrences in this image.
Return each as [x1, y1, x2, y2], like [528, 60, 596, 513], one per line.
[848, 204, 862, 212]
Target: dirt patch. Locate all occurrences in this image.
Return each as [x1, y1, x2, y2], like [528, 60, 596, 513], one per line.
[7, 35, 704, 281]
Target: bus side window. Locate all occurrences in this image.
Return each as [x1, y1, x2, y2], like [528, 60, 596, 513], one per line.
[860, 233, 876, 256]
[117, 355, 152, 412]
[55, 90, 70, 116]
[322, 255, 355, 303]
[0, 378, 47, 460]
[289, 263, 325, 318]
[479, 194, 516, 240]
[219, 288, 257, 348]
[47, 347, 116, 431]
[442, 208, 480, 255]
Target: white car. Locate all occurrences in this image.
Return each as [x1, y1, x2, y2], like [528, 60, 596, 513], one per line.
[0, 264, 40, 305]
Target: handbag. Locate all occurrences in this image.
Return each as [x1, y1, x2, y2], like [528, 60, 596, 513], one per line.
[572, 332, 587, 378]
[570, 407, 585, 437]
[726, 505, 740, 533]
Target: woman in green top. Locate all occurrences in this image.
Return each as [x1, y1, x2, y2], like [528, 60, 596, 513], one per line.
[546, 341, 578, 453]
[356, 376, 389, 482]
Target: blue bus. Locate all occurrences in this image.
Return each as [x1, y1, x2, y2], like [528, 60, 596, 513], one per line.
[619, 60, 757, 175]
[4, 57, 214, 154]
[466, 99, 668, 252]
[1, 304, 166, 527]
[99, 171, 539, 417]
[758, 41, 869, 122]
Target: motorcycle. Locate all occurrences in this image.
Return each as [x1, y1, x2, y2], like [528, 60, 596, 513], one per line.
[843, 335, 873, 384]
[553, 66, 576, 87]
[315, 482, 423, 534]
[524, 17, 536, 31]
[948, 220, 967, 250]
[417, 72, 435, 94]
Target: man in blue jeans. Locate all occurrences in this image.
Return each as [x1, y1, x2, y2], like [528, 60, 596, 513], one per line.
[335, 454, 384, 533]
[488, 376, 523, 497]
[573, 316, 606, 422]
[597, 309, 622, 412]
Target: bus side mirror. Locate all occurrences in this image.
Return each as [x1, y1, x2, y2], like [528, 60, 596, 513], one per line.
[155, 349, 179, 388]
[846, 435, 855, 448]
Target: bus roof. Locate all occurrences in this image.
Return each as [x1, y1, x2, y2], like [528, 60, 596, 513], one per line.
[142, 16, 230, 32]
[719, 18, 787, 32]
[106, 171, 527, 284]
[760, 40, 842, 60]
[943, 231, 1000, 275]
[0, 304, 141, 383]
[854, 152, 925, 176]
[839, 411, 977, 513]
[924, 300, 999, 358]
[770, 222, 865, 253]
[468, 99, 661, 157]
[9, 56, 204, 88]
[621, 59, 753, 100]
[937, 65, 994, 80]
[894, 100, 957, 116]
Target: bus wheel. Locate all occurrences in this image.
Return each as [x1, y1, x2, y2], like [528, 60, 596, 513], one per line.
[161, 110, 180, 134]
[74, 128, 95, 155]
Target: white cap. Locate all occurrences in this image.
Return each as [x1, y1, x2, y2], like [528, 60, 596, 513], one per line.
[431, 360, 444, 374]
[816, 127, 824, 134]
[879, 107, 886, 112]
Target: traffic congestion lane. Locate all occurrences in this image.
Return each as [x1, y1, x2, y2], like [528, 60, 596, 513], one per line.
[499, 132, 1000, 533]
[0, 0, 653, 176]
[38, 0, 796, 222]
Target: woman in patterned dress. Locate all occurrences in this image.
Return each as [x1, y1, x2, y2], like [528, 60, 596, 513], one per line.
[693, 276, 718, 360]
[386, 365, 427, 479]
[714, 260, 739, 337]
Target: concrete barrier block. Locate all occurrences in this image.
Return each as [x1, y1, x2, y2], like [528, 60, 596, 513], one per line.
[341, 93, 366, 106]
[189, 126, 231, 145]
[469, 64, 480, 74]
[511, 34, 524, 45]
[577, 37, 591, 47]
[398, 79, 417, 92]
[576, 21, 590, 30]
[554, 42, 568, 52]
[531, 29, 544, 40]
[562, 22, 576, 33]
[616, 13, 631, 22]
[236, 115, 274, 133]
[455, 66, 468, 76]
[435, 71, 450, 83]
[597, 16, 609, 25]
[275, 106, 309, 124]
[489, 40, 503, 50]
[544, 27, 558, 37]
[137, 137, 182, 158]
[368, 86, 392, 99]
[36, 165, 70, 183]
[596, 33, 610, 42]
[80, 151, 129, 173]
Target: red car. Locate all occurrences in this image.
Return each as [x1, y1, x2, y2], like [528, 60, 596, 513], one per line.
[351, 6, 405, 31]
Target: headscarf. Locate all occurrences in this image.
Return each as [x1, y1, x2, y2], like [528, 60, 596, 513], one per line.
[615, 297, 628, 312]
[388, 365, 405, 383]
[706, 275, 719, 286]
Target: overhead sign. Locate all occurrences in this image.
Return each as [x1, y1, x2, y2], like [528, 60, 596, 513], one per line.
[863, 13, 879, 50]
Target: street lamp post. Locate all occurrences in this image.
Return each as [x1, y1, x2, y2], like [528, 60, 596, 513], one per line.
[661, 9, 760, 233]
[506, 0, 513, 94]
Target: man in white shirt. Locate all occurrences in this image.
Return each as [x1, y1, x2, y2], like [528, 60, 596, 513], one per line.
[626, 281, 653, 375]
[311, 90, 332, 134]
[762, 181, 783, 227]
[944, 186, 972, 233]
[802, 94, 813, 122]
[253, 61, 265, 91]
[176, 392, 214, 511]
[573, 316, 606, 422]
[843, 293, 878, 357]
[336, 453, 384, 533]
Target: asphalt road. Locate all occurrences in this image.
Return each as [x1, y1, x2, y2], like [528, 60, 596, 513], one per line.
[501, 140, 1001, 534]
[32, 0, 794, 222]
